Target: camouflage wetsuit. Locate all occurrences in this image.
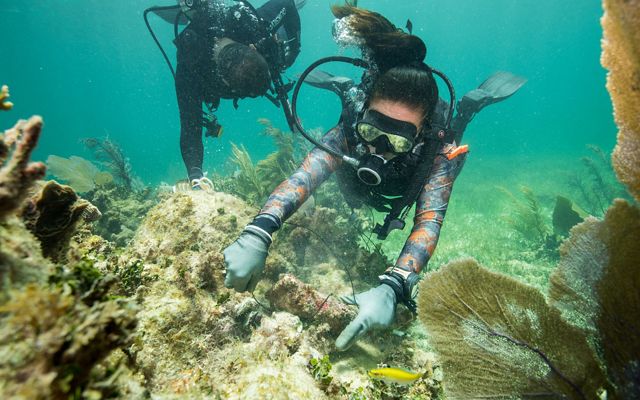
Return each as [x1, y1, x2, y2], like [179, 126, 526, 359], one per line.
[256, 125, 469, 273]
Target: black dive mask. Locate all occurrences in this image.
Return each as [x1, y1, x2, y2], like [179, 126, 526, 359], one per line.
[355, 109, 420, 186]
[356, 109, 418, 154]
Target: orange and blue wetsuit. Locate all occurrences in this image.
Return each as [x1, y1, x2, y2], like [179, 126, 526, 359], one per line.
[253, 124, 468, 274]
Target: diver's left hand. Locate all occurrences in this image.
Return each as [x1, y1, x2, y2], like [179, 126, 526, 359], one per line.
[335, 284, 397, 351]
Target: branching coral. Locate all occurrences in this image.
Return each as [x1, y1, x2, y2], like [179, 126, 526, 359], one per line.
[602, 0, 640, 202]
[0, 85, 13, 110]
[20, 180, 101, 262]
[0, 116, 46, 219]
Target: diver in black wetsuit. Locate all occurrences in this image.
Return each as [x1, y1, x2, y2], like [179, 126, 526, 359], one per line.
[149, 0, 305, 190]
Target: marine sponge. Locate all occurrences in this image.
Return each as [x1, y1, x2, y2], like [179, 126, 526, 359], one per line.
[601, 0, 640, 202]
[21, 180, 101, 262]
[0, 116, 46, 219]
[0, 85, 13, 110]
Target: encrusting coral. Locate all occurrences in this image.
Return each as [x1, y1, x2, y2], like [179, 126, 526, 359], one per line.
[0, 84, 13, 110]
[20, 180, 102, 262]
[602, 0, 640, 202]
[0, 116, 47, 219]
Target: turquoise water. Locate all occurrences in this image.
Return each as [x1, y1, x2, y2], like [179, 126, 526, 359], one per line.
[1, 0, 615, 186]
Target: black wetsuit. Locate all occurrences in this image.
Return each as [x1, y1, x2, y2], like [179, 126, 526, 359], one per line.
[174, 0, 301, 181]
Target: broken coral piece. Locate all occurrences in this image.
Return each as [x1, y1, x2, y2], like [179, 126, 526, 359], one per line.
[0, 116, 46, 219]
[0, 85, 13, 111]
[418, 258, 606, 399]
[265, 273, 356, 336]
[602, 0, 640, 202]
[21, 180, 101, 262]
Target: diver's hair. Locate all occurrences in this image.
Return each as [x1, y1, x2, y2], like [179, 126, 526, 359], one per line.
[219, 43, 271, 97]
[370, 65, 439, 123]
[331, 5, 426, 72]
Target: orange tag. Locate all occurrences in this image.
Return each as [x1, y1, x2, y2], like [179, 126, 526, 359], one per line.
[446, 144, 469, 160]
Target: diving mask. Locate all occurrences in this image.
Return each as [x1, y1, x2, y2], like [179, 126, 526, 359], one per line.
[356, 109, 418, 154]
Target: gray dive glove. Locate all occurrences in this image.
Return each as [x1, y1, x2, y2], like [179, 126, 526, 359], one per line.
[335, 284, 397, 351]
[223, 215, 280, 292]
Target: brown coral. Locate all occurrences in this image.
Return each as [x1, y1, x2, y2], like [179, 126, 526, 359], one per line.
[601, 0, 640, 201]
[21, 180, 101, 262]
[265, 273, 356, 336]
[0, 116, 46, 219]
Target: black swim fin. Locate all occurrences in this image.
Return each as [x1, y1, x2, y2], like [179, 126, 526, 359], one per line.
[303, 69, 354, 96]
[148, 5, 189, 25]
[452, 71, 527, 142]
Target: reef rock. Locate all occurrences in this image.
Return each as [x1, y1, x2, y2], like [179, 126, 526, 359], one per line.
[21, 180, 101, 263]
[266, 273, 356, 336]
[602, 0, 640, 201]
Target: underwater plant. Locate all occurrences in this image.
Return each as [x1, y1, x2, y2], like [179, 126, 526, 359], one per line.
[567, 145, 628, 216]
[81, 136, 141, 192]
[418, 199, 640, 399]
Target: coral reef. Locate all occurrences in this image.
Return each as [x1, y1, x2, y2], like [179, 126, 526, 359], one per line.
[0, 116, 47, 219]
[46, 155, 104, 193]
[418, 199, 640, 399]
[602, 0, 640, 202]
[20, 180, 101, 262]
[0, 84, 13, 110]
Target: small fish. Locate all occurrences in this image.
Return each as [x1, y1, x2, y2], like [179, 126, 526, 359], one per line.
[406, 19, 413, 34]
[368, 367, 422, 386]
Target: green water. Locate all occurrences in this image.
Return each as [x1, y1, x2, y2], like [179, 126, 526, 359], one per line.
[0, 0, 620, 276]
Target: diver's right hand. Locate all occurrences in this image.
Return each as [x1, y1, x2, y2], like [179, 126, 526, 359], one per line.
[223, 227, 271, 292]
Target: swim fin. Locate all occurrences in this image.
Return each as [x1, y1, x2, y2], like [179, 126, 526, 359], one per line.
[303, 69, 354, 96]
[149, 5, 189, 25]
[452, 71, 527, 142]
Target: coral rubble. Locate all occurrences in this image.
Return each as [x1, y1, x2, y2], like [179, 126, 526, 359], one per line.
[0, 116, 46, 219]
[602, 0, 640, 202]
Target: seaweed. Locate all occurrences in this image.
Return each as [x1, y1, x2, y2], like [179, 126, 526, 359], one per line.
[81, 137, 141, 192]
[567, 145, 629, 216]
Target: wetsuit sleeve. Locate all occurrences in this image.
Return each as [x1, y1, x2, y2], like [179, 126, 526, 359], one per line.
[394, 148, 468, 273]
[258, 127, 348, 226]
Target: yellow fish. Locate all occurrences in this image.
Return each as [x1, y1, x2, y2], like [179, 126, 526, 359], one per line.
[368, 367, 422, 386]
